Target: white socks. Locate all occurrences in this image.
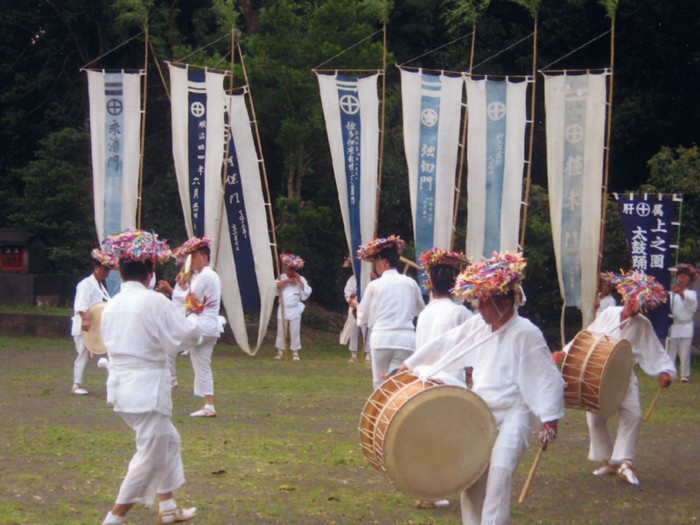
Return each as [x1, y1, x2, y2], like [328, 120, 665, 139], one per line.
[102, 512, 126, 524]
[158, 498, 177, 512]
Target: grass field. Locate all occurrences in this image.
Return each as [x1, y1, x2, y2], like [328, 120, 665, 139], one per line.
[0, 327, 698, 525]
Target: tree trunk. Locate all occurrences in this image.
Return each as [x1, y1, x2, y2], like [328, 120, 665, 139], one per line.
[237, 0, 259, 34]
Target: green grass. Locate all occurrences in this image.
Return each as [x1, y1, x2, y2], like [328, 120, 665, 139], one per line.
[0, 331, 698, 524]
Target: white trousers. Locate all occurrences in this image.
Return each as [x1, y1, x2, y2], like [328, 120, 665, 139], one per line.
[114, 411, 185, 506]
[667, 337, 692, 379]
[370, 347, 412, 389]
[586, 375, 640, 464]
[72, 335, 89, 385]
[275, 317, 302, 351]
[460, 409, 531, 525]
[189, 336, 217, 397]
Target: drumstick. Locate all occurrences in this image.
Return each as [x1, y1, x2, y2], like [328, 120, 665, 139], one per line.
[518, 444, 545, 505]
[642, 386, 663, 422]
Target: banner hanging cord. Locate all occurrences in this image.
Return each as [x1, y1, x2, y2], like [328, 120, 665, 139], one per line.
[176, 32, 231, 64]
[399, 32, 474, 67]
[540, 29, 612, 71]
[312, 29, 383, 71]
[471, 32, 533, 72]
[81, 30, 145, 70]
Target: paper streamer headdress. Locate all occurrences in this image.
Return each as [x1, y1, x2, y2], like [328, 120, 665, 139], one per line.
[453, 251, 526, 303]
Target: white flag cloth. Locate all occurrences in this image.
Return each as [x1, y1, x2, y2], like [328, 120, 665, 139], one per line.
[317, 73, 380, 300]
[216, 93, 276, 355]
[544, 72, 609, 327]
[168, 64, 226, 240]
[465, 77, 529, 259]
[86, 70, 142, 242]
[401, 69, 463, 268]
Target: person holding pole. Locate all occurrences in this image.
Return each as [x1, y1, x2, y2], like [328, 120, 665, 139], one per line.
[561, 270, 676, 485]
[274, 253, 312, 361]
[349, 235, 425, 389]
[399, 252, 564, 525]
[172, 236, 224, 418]
[667, 263, 698, 383]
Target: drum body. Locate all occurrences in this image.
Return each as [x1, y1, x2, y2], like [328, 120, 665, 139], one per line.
[359, 371, 496, 500]
[561, 330, 633, 418]
[81, 302, 107, 355]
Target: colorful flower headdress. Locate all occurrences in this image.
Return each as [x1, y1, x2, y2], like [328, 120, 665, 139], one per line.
[281, 253, 305, 270]
[102, 228, 171, 264]
[356, 235, 405, 261]
[90, 248, 119, 270]
[419, 248, 470, 291]
[611, 270, 667, 312]
[452, 251, 526, 303]
[675, 263, 698, 283]
[172, 236, 212, 260]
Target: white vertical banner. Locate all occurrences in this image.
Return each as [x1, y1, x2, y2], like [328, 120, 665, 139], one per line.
[465, 77, 529, 259]
[86, 70, 143, 243]
[168, 64, 227, 244]
[316, 72, 380, 300]
[217, 92, 276, 355]
[545, 72, 609, 327]
[401, 69, 463, 287]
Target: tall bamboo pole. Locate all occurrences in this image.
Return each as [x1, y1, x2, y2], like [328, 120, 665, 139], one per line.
[596, 19, 615, 279]
[136, 26, 149, 228]
[212, 29, 236, 271]
[518, 17, 538, 250]
[237, 43, 288, 358]
[451, 23, 477, 251]
[373, 24, 388, 238]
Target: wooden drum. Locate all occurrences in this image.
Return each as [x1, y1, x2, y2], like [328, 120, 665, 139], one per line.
[561, 330, 633, 418]
[359, 371, 496, 500]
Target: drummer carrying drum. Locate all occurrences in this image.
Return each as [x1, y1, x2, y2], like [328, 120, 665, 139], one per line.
[69, 248, 118, 395]
[559, 270, 676, 485]
[400, 251, 565, 525]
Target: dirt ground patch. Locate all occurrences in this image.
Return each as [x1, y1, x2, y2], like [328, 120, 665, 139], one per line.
[0, 332, 698, 524]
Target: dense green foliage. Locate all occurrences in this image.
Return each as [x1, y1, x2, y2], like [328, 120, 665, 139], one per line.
[1, 0, 698, 338]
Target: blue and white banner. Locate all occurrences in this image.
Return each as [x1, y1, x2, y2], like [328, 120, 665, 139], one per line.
[465, 77, 529, 259]
[86, 70, 144, 294]
[216, 92, 276, 355]
[317, 73, 380, 300]
[401, 69, 463, 288]
[615, 193, 681, 341]
[545, 72, 609, 327]
[169, 64, 227, 240]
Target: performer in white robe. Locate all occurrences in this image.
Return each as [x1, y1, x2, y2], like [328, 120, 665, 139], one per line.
[401, 252, 564, 525]
[350, 236, 425, 389]
[69, 249, 116, 395]
[593, 273, 617, 319]
[275, 253, 312, 361]
[414, 248, 472, 389]
[341, 266, 363, 363]
[99, 229, 202, 525]
[667, 263, 698, 382]
[413, 248, 472, 511]
[156, 271, 192, 388]
[173, 237, 224, 418]
[563, 270, 676, 485]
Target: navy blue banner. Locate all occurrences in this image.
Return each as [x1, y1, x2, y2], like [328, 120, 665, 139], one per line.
[616, 194, 680, 341]
[187, 69, 207, 237]
[336, 76, 364, 300]
[223, 98, 261, 314]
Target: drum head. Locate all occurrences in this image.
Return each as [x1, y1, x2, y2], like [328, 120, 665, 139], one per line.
[596, 338, 633, 418]
[381, 385, 496, 500]
[81, 302, 107, 355]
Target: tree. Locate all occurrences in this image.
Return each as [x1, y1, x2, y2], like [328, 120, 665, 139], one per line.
[8, 127, 95, 277]
[646, 145, 700, 264]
